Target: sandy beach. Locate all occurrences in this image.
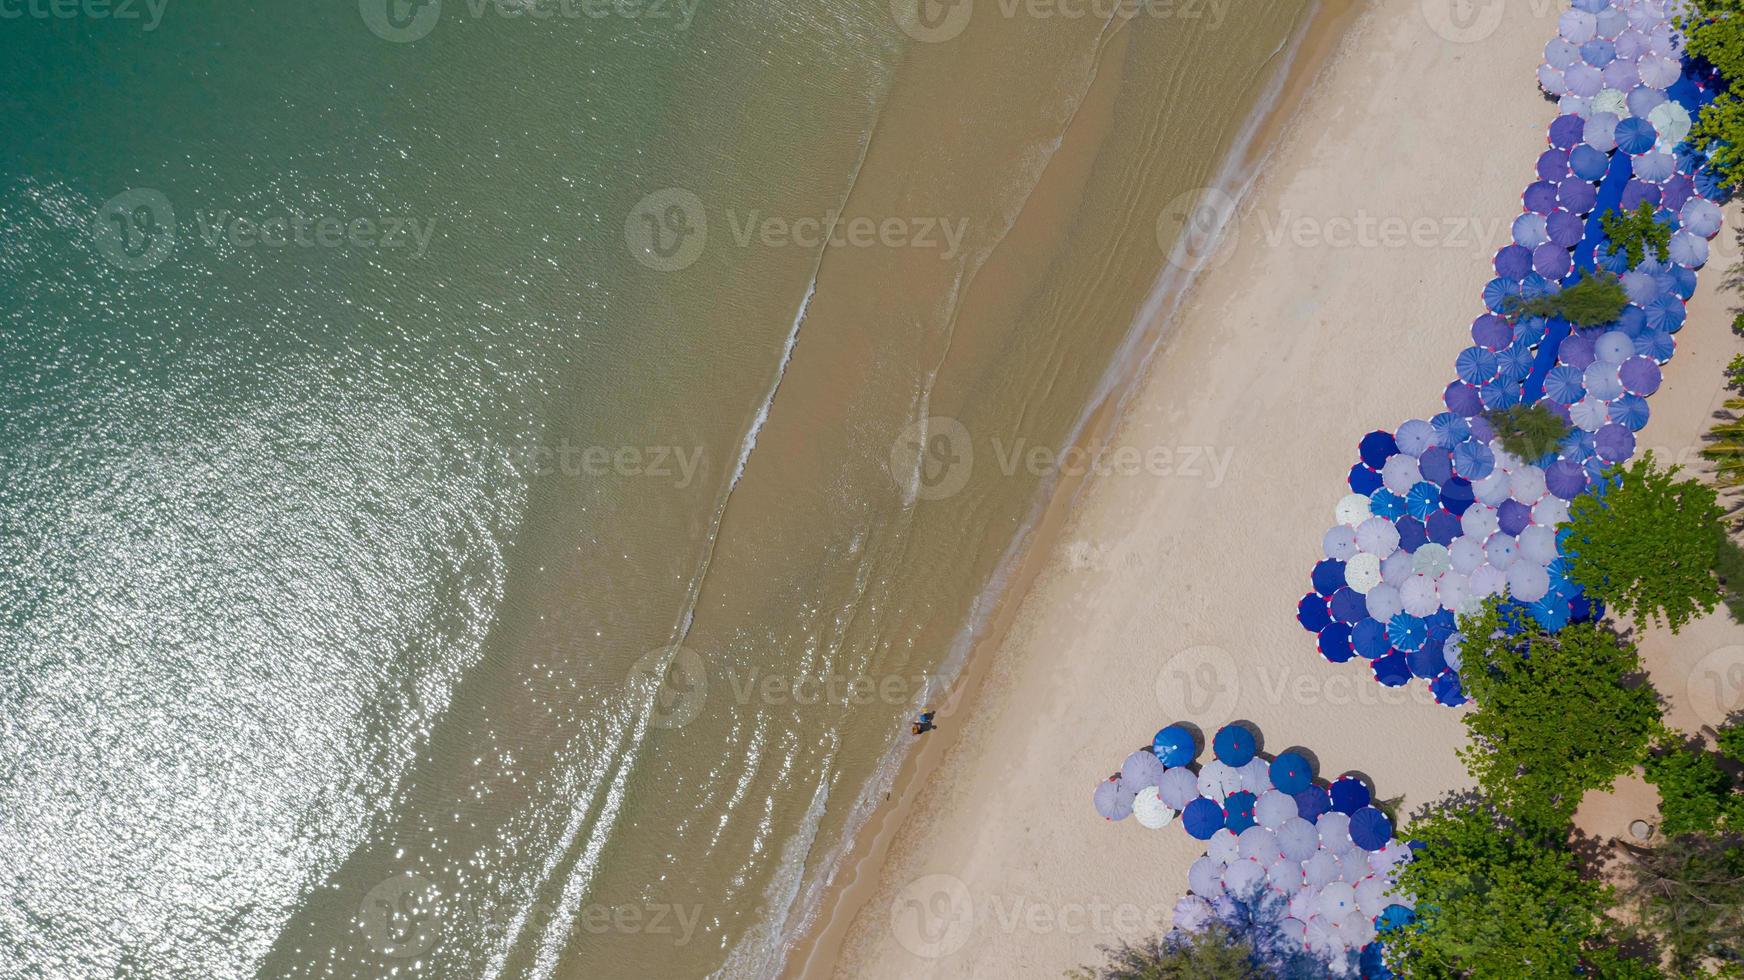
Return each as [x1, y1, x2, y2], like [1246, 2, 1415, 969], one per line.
[789, 2, 1744, 977]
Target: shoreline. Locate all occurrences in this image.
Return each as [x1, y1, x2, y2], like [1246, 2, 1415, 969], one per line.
[775, 4, 1361, 977]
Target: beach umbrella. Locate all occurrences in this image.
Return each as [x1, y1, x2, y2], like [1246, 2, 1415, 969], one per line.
[1208, 827, 1241, 865]
[1462, 503, 1501, 540]
[1270, 752, 1313, 795]
[1305, 851, 1342, 889]
[1649, 100, 1693, 145]
[1570, 396, 1610, 432]
[1255, 790, 1298, 831]
[1561, 332, 1598, 371]
[1323, 524, 1359, 561]
[1556, 178, 1597, 218]
[1547, 209, 1584, 248]
[1545, 36, 1581, 69]
[1334, 492, 1372, 527]
[1331, 777, 1372, 814]
[1123, 749, 1166, 788]
[1412, 543, 1452, 577]
[1174, 895, 1216, 933]
[1239, 824, 1282, 862]
[1356, 877, 1393, 918]
[1431, 669, 1467, 707]
[1224, 790, 1258, 833]
[1220, 858, 1266, 898]
[1532, 243, 1572, 279]
[1637, 328, 1676, 363]
[1373, 652, 1413, 687]
[1664, 177, 1697, 218]
[1498, 499, 1532, 537]
[1319, 881, 1359, 921]
[1622, 269, 1660, 304]
[1570, 142, 1610, 181]
[1538, 148, 1572, 182]
[1133, 786, 1175, 829]
[1670, 231, 1709, 269]
[1627, 85, 1669, 120]
[1595, 3, 1627, 39]
[1313, 558, 1349, 596]
[1519, 525, 1558, 565]
[1544, 459, 1588, 502]
[1511, 212, 1550, 248]
[1183, 798, 1225, 840]
[1357, 517, 1401, 556]
[1471, 315, 1513, 352]
[1277, 817, 1318, 863]
[1509, 560, 1553, 603]
[1299, 594, 1331, 632]
[1094, 776, 1131, 820]
[1381, 454, 1422, 495]
[1382, 548, 1415, 586]
[1455, 346, 1501, 386]
[1560, 8, 1598, 42]
[1619, 355, 1662, 396]
[1199, 760, 1243, 803]
[1452, 440, 1495, 480]
[1408, 641, 1449, 680]
[1595, 330, 1634, 364]
[1581, 38, 1616, 67]
[1646, 295, 1686, 333]
[1596, 422, 1636, 463]
[1616, 116, 1657, 154]
[1364, 584, 1402, 623]
[1294, 785, 1332, 822]
[1329, 587, 1367, 624]
[1497, 343, 1536, 385]
[1543, 364, 1586, 405]
[1639, 55, 1681, 88]
[1189, 854, 1224, 896]
[1437, 571, 1469, 613]
[1386, 613, 1428, 652]
[1399, 575, 1440, 617]
[1584, 111, 1619, 151]
[1359, 430, 1398, 469]
[1480, 380, 1521, 412]
[1589, 85, 1629, 118]
[1319, 622, 1355, 663]
[1369, 488, 1406, 521]
[1619, 180, 1663, 213]
[1239, 757, 1273, 794]
[1683, 197, 1724, 238]
[1395, 419, 1434, 457]
[1587, 361, 1625, 401]
[1345, 553, 1382, 594]
[1351, 618, 1390, 660]
[1485, 531, 1521, 569]
[1534, 494, 1571, 528]
[1444, 380, 1483, 418]
[1448, 536, 1484, 575]
[1493, 244, 1533, 280]
[1318, 810, 1354, 852]
[1523, 180, 1560, 215]
[1634, 151, 1677, 183]
[1152, 725, 1197, 766]
[1213, 725, 1257, 767]
[1549, 112, 1585, 150]
[1349, 463, 1383, 496]
[1603, 57, 1640, 90]
[1158, 767, 1200, 810]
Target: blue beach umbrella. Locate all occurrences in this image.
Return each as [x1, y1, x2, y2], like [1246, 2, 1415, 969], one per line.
[1549, 112, 1585, 148]
[1418, 448, 1453, 486]
[1646, 295, 1686, 332]
[1455, 346, 1500, 385]
[1611, 392, 1651, 429]
[1270, 752, 1313, 794]
[1444, 381, 1483, 418]
[1213, 724, 1257, 767]
[1438, 478, 1475, 516]
[1426, 509, 1461, 545]
[1351, 618, 1391, 660]
[1547, 210, 1585, 248]
[1298, 593, 1333, 631]
[1543, 364, 1586, 404]
[1152, 725, 1197, 767]
[1387, 613, 1428, 652]
[1350, 806, 1394, 850]
[1482, 277, 1522, 314]
[1312, 559, 1347, 596]
[1368, 488, 1406, 520]
[1431, 669, 1466, 707]
[1405, 482, 1441, 520]
[1471, 314, 1513, 351]
[1616, 116, 1657, 154]
[1396, 516, 1427, 553]
[1479, 381, 1521, 411]
[1498, 342, 1537, 382]
[1372, 652, 1413, 687]
[1452, 440, 1495, 480]
[1531, 595, 1573, 631]
[1223, 790, 1258, 833]
[1558, 177, 1597, 214]
[1359, 431, 1398, 469]
[1330, 776, 1372, 814]
[1348, 463, 1383, 495]
[1570, 143, 1609, 180]
[1522, 181, 1559, 215]
[1094, 777, 1130, 820]
[1294, 785, 1333, 821]
[1330, 588, 1367, 625]
[1376, 905, 1416, 933]
[1494, 243, 1533, 279]
[1182, 797, 1224, 839]
[1636, 329, 1675, 363]
[1407, 644, 1448, 680]
[1318, 622, 1355, 663]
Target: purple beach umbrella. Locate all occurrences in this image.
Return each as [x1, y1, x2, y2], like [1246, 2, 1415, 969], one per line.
[1619, 356, 1662, 396]
[1545, 459, 1589, 500]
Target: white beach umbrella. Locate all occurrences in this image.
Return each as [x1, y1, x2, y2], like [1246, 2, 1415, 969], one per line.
[1268, 854, 1304, 892]
[1648, 22, 1682, 57]
[1484, 533, 1520, 570]
[1395, 419, 1434, 457]
[1335, 492, 1372, 527]
[1467, 562, 1507, 599]
[1318, 812, 1354, 853]
[1221, 858, 1265, 897]
[1239, 757, 1273, 794]
[1628, 85, 1668, 119]
[1533, 495, 1570, 528]
[1318, 881, 1359, 919]
[1278, 916, 1310, 945]
[1603, 58, 1640, 91]
[1369, 840, 1414, 873]
[1413, 543, 1452, 577]
[1493, 442, 1527, 474]
[1561, 9, 1599, 43]
[1288, 886, 1320, 922]
[1571, 396, 1610, 431]
[1597, 5, 1628, 39]
[1208, 827, 1241, 864]
[1189, 856, 1225, 898]
[1381, 454, 1421, 494]
[1324, 524, 1359, 560]
[1616, 26, 1649, 60]
[1256, 790, 1299, 830]
[1562, 94, 1593, 118]
[1590, 87, 1629, 117]
[1640, 55, 1681, 88]
[1546, 36, 1581, 68]
[1437, 571, 1470, 613]
[1356, 517, 1400, 555]
[1239, 825, 1281, 862]
[1518, 524, 1559, 565]
[1585, 111, 1620, 151]
[1473, 469, 1512, 506]
[1670, 231, 1709, 269]
[1634, 150, 1677, 182]
[1649, 100, 1692, 145]
[1682, 198, 1724, 239]
[1509, 560, 1553, 603]
[1305, 850, 1342, 888]
[1278, 817, 1318, 862]
[1586, 361, 1625, 401]
[1345, 553, 1382, 594]
[1596, 330, 1635, 364]
[1159, 767, 1200, 809]
[1173, 895, 1215, 932]
[1132, 786, 1175, 829]
[1566, 63, 1605, 97]
[1510, 466, 1548, 504]
[1400, 574, 1441, 617]
[1444, 632, 1465, 671]
[1381, 549, 1415, 587]
[1461, 503, 1501, 539]
[1449, 536, 1485, 574]
[1199, 763, 1242, 804]
[1338, 849, 1371, 883]
[1365, 583, 1402, 622]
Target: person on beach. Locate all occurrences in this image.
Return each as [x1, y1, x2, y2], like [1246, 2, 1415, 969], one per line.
[911, 710, 936, 736]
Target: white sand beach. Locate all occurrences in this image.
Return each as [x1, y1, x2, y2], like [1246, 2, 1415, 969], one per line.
[799, 2, 1744, 977]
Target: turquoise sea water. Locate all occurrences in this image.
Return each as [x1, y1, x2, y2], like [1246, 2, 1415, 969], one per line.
[0, 2, 1310, 976]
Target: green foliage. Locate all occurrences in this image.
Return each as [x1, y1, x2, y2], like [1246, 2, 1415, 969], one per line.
[1719, 722, 1744, 766]
[1566, 453, 1728, 633]
[1683, 2, 1744, 190]
[1509, 270, 1631, 327]
[1729, 354, 1744, 392]
[1716, 536, 1744, 626]
[1601, 202, 1674, 268]
[1619, 833, 1744, 973]
[1385, 799, 1615, 978]
[1065, 924, 1266, 979]
[1484, 402, 1572, 462]
[1732, 311, 1744, 338]
[1455, 601, 1663, 830]
[1646, 737, 1734, 837]
[1701, 400, 1744, 495]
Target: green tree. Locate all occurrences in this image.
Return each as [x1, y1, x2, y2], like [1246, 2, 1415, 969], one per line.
[1683, 2, 1744, 189]
[1066, 924, 1267, 979]
[1386, 799, 1616, 978]
[1601, 202, 1674, 268]
[1485, 402, 1572, 461]
[1645, 736, 1735, 837]
[1566, 453, 1728, 633]
[1619, 834, 1744, 973]
[1509, 269, 1631, 327]
[1455, 601, 1663, 830]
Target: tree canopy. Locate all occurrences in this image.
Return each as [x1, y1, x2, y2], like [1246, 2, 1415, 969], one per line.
[1565, 453, 1727, 633]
